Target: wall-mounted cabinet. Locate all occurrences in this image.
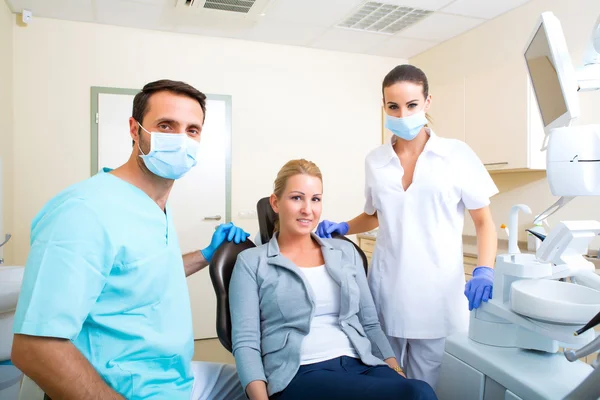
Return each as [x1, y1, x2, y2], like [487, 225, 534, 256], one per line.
[429, 61, 546, 173]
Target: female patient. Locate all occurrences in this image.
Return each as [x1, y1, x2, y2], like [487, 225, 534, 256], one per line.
[229, 159, 437, 400]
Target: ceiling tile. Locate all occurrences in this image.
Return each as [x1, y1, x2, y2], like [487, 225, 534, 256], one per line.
[243, 19, 328, 47]
[94, 0, 175, 30]
[397, 12, 484, 41]
[365, 35, 438, 58]
[126, 0, 171, 5]
[263, 0, 364, 27]
[310, 27, 390, 53]
[441, 0, 532, 20]
[173, 15, 256, 39]
[377, 0, 455, 11]
[7, 0, 95, 21]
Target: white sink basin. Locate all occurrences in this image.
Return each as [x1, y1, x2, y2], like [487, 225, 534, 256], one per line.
[0, 266, 24, 361]
[511, 279, 600, 325]
[0, 266, 25, 313]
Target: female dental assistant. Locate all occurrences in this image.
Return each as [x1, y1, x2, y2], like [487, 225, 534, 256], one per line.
[316, 65, 498, 389]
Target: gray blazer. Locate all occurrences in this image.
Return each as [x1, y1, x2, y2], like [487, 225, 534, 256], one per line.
[229, 234, 395, 397]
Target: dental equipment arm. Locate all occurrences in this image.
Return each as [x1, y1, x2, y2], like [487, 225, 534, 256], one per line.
[578, 14, 600, 91]
[583, 14, 600, 66]
[564, 335, 600, 365]
[11, 334, 125, 400]
[535, 221, 600, 290]
[575, 309, 600, 336]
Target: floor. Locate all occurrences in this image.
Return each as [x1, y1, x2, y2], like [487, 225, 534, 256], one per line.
[193, 338, 235, 365]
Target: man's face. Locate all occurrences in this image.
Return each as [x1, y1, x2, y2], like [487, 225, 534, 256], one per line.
[130, 91, 205, 156]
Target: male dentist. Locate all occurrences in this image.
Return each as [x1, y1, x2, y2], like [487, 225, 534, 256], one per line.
[11, 80, 247, 400]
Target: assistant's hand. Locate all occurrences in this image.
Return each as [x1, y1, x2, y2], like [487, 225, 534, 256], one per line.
[315, 220, 349, 238]
[200, 222, 250, 262]
[464, 266, 494, 311]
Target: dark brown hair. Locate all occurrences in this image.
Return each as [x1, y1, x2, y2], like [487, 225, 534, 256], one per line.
[382, 64, 429, 99]
[133, 80, 207, 125]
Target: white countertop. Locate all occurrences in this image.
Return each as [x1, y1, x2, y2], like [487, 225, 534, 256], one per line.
[358, 232, 600, 273]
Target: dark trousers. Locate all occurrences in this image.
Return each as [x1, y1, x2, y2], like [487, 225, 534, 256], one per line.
[270, 356, 438, 400]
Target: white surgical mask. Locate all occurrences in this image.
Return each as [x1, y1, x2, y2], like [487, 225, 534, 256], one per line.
[385, 110, 428, 141]
[137, 122, 200, 180]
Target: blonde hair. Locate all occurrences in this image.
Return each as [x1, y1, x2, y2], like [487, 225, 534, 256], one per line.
[272, 159, 322, 233]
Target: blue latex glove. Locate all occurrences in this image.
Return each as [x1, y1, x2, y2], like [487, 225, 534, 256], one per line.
[200, 222, 250, 263]
[315, 220, 349, 238]
[464, 266, 494, 311]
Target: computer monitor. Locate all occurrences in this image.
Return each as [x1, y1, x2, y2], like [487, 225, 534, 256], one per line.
[524, 12, 580, 130]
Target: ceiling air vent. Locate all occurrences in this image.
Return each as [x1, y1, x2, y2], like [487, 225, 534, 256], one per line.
[203, 0, 256, 14]
[175, 0, 271, 18]
[338, 2, 433, 34]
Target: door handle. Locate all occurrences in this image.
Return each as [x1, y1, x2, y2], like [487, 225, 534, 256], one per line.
[203, 215, 222, 221]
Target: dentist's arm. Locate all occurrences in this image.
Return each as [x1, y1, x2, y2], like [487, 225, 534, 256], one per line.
[465, 206, 497, 310]
[469, 206, 497, 268]
[346, 212, 379, 235]
[183, 222, 250, 277]
[12, 334, 124, 400]
[316, 213, 378, 238]
[183, 250, 209, 277]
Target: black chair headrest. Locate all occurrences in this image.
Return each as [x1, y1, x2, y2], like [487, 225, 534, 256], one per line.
[256, 197, 277, 244]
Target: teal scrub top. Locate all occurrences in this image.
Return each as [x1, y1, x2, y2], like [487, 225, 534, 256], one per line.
[13, 168, 195, 399]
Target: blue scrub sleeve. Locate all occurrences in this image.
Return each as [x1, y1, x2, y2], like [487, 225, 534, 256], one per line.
[13, 198, 115, 339]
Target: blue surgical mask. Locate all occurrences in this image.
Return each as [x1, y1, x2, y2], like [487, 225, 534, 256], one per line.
[137, 123, 200, 180]
[385, 110, 428, 141]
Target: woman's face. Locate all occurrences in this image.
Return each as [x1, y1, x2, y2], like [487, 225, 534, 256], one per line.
[383, 81, 431, 118]
[271, 174, 323, 237]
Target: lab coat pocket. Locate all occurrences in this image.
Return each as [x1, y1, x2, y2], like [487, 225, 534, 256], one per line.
[114, 354, 182, 399]
[111, 248, 175, 311]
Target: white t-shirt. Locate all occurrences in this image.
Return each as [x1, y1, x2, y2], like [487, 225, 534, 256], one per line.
[364, 129, 498, 339]
[298, 265, 359, 365]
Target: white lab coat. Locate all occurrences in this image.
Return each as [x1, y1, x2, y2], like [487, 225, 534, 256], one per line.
[365, 129, 498, 339]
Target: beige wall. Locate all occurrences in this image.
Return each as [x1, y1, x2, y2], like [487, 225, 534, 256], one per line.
[10, 17, 404, 264]
[0, 0, 13, 263]
[412, 0, 600, 248]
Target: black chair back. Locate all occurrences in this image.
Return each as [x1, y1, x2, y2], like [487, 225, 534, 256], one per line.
[209, 240, 256, 352]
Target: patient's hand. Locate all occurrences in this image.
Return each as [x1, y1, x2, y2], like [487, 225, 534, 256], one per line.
[246, 380, 269, 400]
[384, 357, 406, 378]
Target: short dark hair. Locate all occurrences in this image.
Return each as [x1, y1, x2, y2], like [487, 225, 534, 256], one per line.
[382, 64, 429, 99]
[132, 80, 207, 125]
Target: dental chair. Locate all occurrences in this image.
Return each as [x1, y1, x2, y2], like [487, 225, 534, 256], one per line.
[208, 197, 370, 352]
